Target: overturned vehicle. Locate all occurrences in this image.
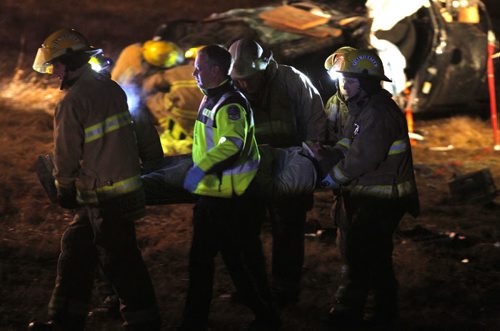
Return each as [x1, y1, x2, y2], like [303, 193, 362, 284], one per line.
[162, 0, 495, 114]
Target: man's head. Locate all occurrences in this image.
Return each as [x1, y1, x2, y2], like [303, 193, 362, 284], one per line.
[228, 38, 271, 95]
[33, 28, 101, 77]
[192, 44, 232, 89]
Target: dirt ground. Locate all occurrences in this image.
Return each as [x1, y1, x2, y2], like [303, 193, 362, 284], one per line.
[1, 1, 499, 330]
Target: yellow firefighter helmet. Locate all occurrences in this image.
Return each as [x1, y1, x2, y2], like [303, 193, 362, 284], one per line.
[336, 49, 391, 82]
[324, 46, 357, 71]
[142, 40, 184, 69]
[184, 46, 205, 60]
[33, 28, 101, 74]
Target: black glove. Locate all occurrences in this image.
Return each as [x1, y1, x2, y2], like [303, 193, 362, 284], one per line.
[316, 147, 344, 179]
[57, 187, 79, 209]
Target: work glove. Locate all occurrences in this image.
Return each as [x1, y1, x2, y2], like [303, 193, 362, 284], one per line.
[57, 186, 79, 209]
[183, 166, 205, 193]
[318, 174, 340, 190]
[302, 141, 344, 178]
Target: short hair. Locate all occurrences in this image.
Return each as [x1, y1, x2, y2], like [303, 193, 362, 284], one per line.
[199, 44, 232, 75]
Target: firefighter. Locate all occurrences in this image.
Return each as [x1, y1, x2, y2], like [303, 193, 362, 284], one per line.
[141, 47, 204, 155]
[112, 32, 202, 155]
[179, 45, 279, 330]
[324, 46, 357, 144]
[29, 28, 161, 331]
[321, 46, 357, 246]
[313, 49, 420, 329]
[111, 24, 180, 86]
[228, 38, 326, 305]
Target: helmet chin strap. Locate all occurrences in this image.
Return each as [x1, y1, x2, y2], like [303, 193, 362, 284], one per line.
[59, 66, 80, 90]
[59, 67, 70, 90]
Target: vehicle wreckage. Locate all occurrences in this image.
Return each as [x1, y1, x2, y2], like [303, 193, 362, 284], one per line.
[161, 0, 496, 114]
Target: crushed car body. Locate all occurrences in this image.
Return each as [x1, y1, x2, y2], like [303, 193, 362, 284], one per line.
[161, 0, 496, 113]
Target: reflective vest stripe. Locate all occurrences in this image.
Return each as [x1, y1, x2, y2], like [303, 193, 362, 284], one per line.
[171, 80, 198, 89]
[225, 136, 244, 149]
[337, 138, 351, 149]
[205, 125, 215, 150]
[349, 180, 414, 198]
[171, 106, 198, 120]
[158, 117, 190, 140]
[84, 111, 131, 143]
[388, 139, 407, 155]
[77, 175, 142, 204]
[254, 121, 293, 135]
[336, 138, 351, 152]
[333, 163, 350, 183]
[226, 158, 260, 176]
[163, 95, 174, 110]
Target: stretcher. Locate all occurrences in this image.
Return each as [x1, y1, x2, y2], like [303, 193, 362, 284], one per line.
[37, 146, 319, 206]
[142, 145, 318, 204]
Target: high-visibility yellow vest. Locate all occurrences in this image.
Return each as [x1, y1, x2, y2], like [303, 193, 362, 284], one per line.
[191, 83, 260, 198]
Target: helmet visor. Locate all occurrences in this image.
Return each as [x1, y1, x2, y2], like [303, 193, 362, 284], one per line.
[33, 47, 54, 74]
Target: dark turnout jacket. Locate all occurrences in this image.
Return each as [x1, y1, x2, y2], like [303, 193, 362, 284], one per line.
[329, 89, 419, 216]
[248, 59, 326, 147]
[54, 65, 161, 217]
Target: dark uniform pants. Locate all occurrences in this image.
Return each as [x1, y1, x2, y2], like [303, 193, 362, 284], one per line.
[48, 207, 160, 329]
[334, 194, 405, 319]
[182, 194, 274, 329]
[269, 194, 312, 296]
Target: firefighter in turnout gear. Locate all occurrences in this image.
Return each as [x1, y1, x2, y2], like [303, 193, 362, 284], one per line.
[112, 27, 202, 155]
[324, 46, 357, 144]
[322, 46, 358, 250]
[229, 38, 326, 305]
[29, 28, 161, 331]
[179, 45, 279, 330]
[313, 48, 419, 329]
[141, 48, 203, 155]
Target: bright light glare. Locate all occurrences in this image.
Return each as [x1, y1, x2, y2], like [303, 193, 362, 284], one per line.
[121, 84, 141, 115]
[328, 69, 341, 81]
[89, 62, 103, 72]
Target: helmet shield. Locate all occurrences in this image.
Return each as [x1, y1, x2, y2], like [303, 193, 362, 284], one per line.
[32, 28, 101, 74]
[33, 47, 55, 74]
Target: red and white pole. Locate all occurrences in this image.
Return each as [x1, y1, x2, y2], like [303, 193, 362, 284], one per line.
[487, 30, 500, 151]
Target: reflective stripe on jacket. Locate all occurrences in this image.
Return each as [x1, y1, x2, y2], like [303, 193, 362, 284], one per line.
[191, 79, 260, 198]
[144, 64, 203, 135]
